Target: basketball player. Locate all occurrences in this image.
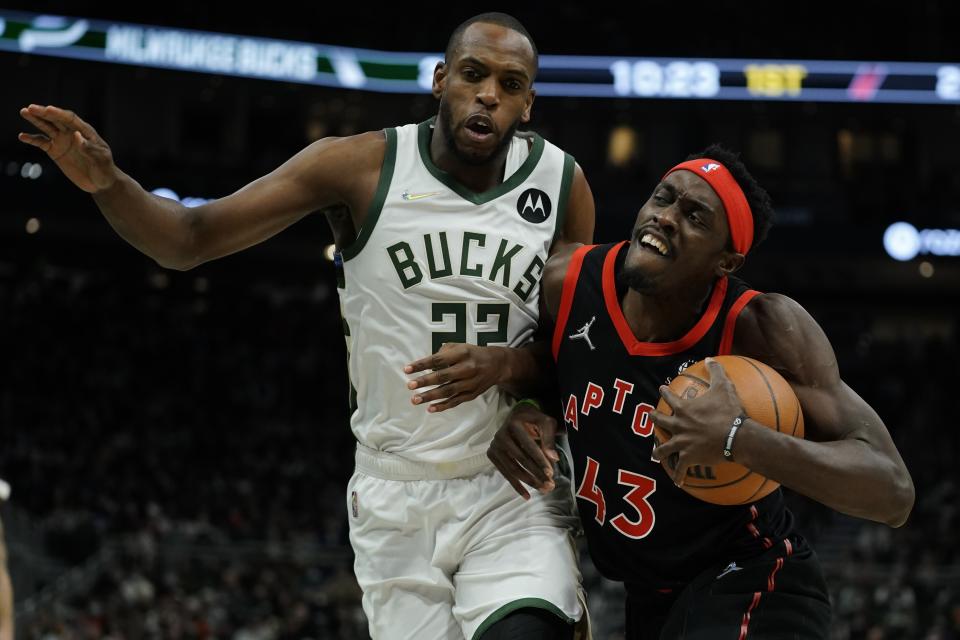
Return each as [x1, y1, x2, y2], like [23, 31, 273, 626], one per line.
[488, 145, 915, 638]
[18, 13, 594, 639]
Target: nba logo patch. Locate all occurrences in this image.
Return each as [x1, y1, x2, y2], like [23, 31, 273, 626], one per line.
[351, 491, 359, 518]
[701, 163, 720, 173]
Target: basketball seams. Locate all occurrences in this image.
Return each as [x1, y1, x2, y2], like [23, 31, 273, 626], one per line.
[732, 356, 781, 433]
[737, 476, 772, 504]
[789, 396, 801, 437]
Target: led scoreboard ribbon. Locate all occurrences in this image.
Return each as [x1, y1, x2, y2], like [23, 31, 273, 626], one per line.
[2, 11, 958, 104]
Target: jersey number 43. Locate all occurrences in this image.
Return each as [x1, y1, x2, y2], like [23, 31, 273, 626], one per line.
[576, 456, 657, 539]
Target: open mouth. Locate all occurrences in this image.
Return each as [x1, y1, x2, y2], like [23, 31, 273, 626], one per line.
[638, 232, 671, 257]
[464, 114, 494, 141]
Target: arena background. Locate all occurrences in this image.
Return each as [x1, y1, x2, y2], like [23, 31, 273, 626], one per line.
[1, 2, 958, 638]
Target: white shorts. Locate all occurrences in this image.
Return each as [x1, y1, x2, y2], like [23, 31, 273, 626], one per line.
[348, 444, 585, 640]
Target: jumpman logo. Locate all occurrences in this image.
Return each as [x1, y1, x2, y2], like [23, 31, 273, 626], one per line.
[569, 316, 597, 351]
[716, 561, 743, 580]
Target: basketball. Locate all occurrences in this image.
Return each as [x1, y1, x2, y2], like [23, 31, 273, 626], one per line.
[654, 355, 804, 506]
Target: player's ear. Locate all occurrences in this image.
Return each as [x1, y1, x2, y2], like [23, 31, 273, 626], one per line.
[520, 88, 536, 124]
[716, 251, 745, 277]
[432, 61, 447, 99]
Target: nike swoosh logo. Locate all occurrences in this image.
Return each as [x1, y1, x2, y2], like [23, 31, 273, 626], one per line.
[401, 190, 443, 201]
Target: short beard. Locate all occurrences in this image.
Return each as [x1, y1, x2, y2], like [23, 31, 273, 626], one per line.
[617, 264, 656, 294]
[438, 98, 518, 166]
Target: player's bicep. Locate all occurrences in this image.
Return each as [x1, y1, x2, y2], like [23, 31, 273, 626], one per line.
[735, 294, 884, 442]
[554, 163, 594, 252]
[186, 133, 382, 265]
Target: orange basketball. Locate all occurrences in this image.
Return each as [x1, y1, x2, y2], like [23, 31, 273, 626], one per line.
[653, 355, 804, 506]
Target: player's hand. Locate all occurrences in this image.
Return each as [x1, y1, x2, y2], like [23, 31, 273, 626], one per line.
[18, 104, 119, 193]
[487, 403, 559, 500]
[404, 343, 506, 413]
[651, 358, 744, 486]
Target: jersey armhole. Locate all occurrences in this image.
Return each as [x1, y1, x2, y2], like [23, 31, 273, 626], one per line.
[552, 153, 576, 242]
[718, 289, 762, 355]
[340, 127, 397, 261]
[551, 244, 595, 361]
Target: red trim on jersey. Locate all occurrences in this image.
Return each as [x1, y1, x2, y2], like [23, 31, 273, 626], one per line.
[738, 592, 762, 640]
[767, 557, 784, 591]
[718, 289, 761, 355]
[746, 505, 773, 549]
[763, 540, 794, 607]
[602, 241, 729, 356]
[552, 244, 595, 360]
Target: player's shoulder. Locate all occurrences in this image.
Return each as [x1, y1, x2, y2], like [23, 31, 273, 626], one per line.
[732, 292, 829, 367]
[738, 292, 810, 329]
[305, 129, 388, 170]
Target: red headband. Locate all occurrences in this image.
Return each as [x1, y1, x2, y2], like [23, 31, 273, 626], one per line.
[662, 159, 754, 255]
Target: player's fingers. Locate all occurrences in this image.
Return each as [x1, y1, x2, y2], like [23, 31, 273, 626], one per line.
[487, 450, 532, 500]
[672, 455, 689, 487]
[404, 354, 436, 374]
[407, 370, 443, 390]
[516, 422, 553, 479]
[19, 108, 60, 138]
[536, 416, 560, 462]
[17, 132, 52, 151]
[66, 109, 100, 141]
[427, 390, 476, 413]
[658, 384, 683, 410]
[501, 428, 552, 485]
[37, 105, 84, 133]
[655, 439, 683, 472]
[704, 357, 734, 388]
[411, 381, 460, 406]
[408, 360, 474, 390]
[650, 410, 676, 434]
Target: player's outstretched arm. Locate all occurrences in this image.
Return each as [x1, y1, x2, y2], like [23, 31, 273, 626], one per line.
[19, 104, 384, 270]
[654, 293, 915, 527]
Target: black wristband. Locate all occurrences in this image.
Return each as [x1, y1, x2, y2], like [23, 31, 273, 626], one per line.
[722, 414, 748, 461]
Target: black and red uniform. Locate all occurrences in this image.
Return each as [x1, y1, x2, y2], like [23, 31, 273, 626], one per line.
[552, 242, 831, 639]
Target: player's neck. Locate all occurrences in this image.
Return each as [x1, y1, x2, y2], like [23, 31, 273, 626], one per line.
[429, 123, 508, 193]
[620, 279, 716, 343]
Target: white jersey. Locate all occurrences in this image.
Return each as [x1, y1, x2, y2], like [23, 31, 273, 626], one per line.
[337, 118, 575, 463]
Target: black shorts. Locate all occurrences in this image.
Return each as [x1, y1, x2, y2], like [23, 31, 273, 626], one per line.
[624, 535, 832, 640]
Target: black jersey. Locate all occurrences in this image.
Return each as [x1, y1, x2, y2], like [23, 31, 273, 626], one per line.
[552, 241, 794, 589]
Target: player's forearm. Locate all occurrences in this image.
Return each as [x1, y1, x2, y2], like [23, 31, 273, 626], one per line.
[734, 421, 915, 527]
[494, 341, 553, 398]
[92, 170, 197, 270]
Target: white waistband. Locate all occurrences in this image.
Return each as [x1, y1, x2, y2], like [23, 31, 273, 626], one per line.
[354, 444, 493, 481]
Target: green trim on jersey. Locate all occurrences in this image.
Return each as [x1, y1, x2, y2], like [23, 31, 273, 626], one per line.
[471, 598, 575, 640]
[341, 127, 398, 261]
[553, 153, 576, 242]
[417, 118, 545, 205]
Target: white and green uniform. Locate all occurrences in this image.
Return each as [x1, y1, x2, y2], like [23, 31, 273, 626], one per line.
[338, 119, 586, 640]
